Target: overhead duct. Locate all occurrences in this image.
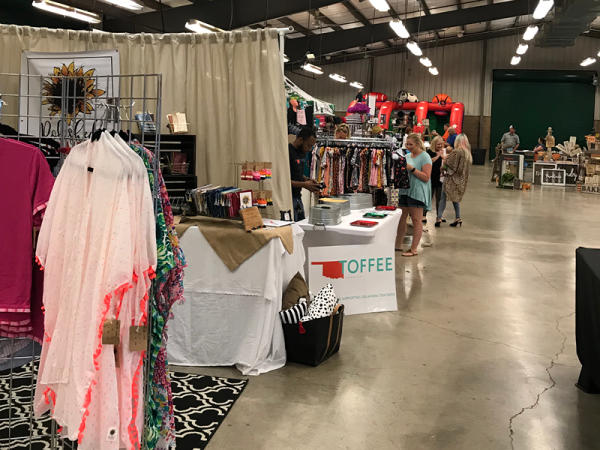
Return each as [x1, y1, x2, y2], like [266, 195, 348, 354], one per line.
[537, 0, 600, 47]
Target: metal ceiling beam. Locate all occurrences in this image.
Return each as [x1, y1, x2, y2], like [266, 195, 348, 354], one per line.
[61, 0, 135, 19]
[279, 16, 315, 36]
[104, 0, 342, 33]
[313, 9, 344, 32]
[340, 1, 393, 48]
[341, 0, 370, 26]
[416, 0, 442, 41]
[138, 0, 170, 9]
[287, 25, 532, 68]
[285, 0, 530, 61]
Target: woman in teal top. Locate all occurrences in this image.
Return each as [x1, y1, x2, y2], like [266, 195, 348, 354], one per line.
[395, 133, 432, 257]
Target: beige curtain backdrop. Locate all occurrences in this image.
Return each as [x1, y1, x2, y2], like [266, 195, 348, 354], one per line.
[0, 24, 292, 214]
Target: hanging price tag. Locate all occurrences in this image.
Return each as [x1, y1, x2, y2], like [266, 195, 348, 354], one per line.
[102, 319, 120, 345]
[129, 325, 148, 352]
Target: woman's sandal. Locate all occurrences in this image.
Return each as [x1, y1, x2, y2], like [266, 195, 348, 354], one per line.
[401, 250, 418, 257]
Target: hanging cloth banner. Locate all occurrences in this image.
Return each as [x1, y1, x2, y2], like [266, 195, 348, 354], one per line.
[285, 76, 335, 116]
[19, 50, 120, 143]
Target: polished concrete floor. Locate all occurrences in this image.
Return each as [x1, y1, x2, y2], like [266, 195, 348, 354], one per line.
[176, 166, 600, 449]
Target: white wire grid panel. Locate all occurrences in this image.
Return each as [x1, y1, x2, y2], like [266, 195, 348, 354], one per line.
[0, 72, 162, 449]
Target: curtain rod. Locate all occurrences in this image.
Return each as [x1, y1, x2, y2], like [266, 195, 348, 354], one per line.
[275, 26, 294, 35]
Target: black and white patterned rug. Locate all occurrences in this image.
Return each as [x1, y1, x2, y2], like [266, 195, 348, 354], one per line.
[0, 361, 247, 449]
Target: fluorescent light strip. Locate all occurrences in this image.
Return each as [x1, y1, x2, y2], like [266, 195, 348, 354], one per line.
[580, 57, 596, 67]
[32, 0, 101, 23]
[533, 0, 554, 19]
[428, 67, 439, 76]
[350, 81, 364, 89]
[101, 0, 143, 11]
[419, 57, 432, 67]
[302, 63, 324, 75]
[522, 25, 539, 41]
[329, 73, 347, 83]
[389, 20, 410, 39]
[185, 19, 224, 34]
[516, 43, 529, 55]
[283, 54, 290, 63]
[510, 56, 521, 65]
[369, 0, 390, 12]
[406, 41, 423, 56]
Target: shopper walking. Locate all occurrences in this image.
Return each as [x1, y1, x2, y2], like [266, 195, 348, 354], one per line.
[395, 133, 432, 257]
[436, 134, 472, 227]
[427, 136, 444, 222]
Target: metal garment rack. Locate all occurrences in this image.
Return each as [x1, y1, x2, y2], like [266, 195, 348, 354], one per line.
[0, 72, 162, 449]
[316, 136, 393, 148]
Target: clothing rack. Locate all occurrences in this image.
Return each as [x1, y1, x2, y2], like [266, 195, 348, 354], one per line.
[317, 136, 393, 148]
[0, 72, 162, 449]
[312, 137, 397, 198]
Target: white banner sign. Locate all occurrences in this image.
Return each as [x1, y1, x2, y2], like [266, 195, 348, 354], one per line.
[308, 244, 397, 315]
[19, 50, 120, 144]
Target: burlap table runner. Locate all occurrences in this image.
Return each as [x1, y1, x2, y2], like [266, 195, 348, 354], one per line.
[175, 216, 294, 271]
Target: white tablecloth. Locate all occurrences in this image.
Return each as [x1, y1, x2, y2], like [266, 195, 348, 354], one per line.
[167, 224, 305, 376]
[297, 208, 401, 315]
[297, 208, 402, 246]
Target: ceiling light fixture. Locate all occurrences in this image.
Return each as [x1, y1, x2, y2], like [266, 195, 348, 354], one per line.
[350, 81, 364, 89]
[32, 0, 101, 23]
[522, 25, 539, 41]
[580, 57, 596, 67]
[329, 73, 347, 83]
[306, 52, 316, 60]
[406, 41, 423, 56]
[510, 56, 521, 65]
[302, 63, 324, 75]
[516, 43, 529, 55]
[185, 19, 224, 34]
[428, 67, 439, 76]
[369, 0, 390, 12]
[100, 0, 143, 11]
[389, 19, 410, 39]
[283, 54, 290, 63]
[532, 0, 554, 20]
[419, 57, 432, 67]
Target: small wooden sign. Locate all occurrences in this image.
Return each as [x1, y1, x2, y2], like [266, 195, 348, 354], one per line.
[239, 206, 264, 232]
[541, 168, 566, 186]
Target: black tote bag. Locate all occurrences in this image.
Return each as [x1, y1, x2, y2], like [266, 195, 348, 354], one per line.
[282, 304, 344, 367]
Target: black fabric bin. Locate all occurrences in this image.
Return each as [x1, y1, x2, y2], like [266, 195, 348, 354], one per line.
[283, 304, 344, 366]
[471, 148, 486, 165]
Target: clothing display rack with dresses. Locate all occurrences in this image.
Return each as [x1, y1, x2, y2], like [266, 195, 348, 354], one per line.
[311, 137, 395, 197]
[0, 72, 181, 449]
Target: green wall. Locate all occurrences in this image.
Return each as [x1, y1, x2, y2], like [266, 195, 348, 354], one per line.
[490, 70, 596, 159]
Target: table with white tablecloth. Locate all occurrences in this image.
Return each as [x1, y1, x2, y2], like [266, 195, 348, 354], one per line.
[167, 224, 305, 376]
[297, 208, 401, 316]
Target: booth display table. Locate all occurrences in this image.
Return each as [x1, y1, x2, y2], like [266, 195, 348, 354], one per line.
[168, 222, 305, 376]
[576, 247, 600, 393]
[297, 208, 401, 316]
